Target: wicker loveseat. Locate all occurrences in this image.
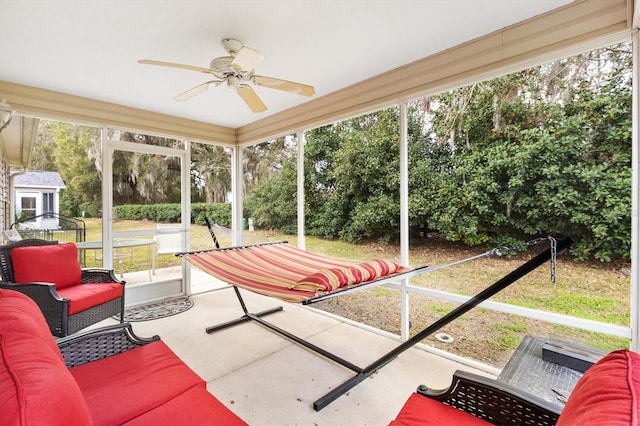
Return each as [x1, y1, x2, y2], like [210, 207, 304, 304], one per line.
[0, 239, 125, 336]
[390, 348, 640, 425]
[0, 289, 247, 425]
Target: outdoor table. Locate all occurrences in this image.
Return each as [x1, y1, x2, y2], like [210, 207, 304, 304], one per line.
[497, 335, 605, 408]
[76, 239, 157, 278]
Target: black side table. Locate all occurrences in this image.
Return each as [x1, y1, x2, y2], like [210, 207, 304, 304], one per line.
[497, 335, 605, 409]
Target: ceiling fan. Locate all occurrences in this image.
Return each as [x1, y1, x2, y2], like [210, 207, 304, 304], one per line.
[138, 38, 315, 113]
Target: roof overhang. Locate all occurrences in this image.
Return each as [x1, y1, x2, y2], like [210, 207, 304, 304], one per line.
[0, 115, 39, 167]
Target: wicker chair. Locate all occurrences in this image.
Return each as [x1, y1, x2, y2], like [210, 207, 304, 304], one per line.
[0, 239, 125, 337]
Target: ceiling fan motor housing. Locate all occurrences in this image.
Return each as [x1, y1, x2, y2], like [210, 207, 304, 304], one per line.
[209, 57, 252, 82]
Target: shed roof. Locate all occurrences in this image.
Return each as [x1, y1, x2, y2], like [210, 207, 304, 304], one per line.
[13, 170, 66, 189]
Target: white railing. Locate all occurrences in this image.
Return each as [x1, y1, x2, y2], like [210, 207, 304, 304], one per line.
[388, 281, 631, 341]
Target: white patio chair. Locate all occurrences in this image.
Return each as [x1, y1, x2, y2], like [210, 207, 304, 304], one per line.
[153, 224, 182, 274]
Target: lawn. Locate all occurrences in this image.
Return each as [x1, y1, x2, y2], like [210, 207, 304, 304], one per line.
[82, 218, 631, 368]
[307, 236, 631, 367]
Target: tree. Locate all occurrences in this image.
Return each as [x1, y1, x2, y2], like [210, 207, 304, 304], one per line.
[245, 107, 424, 243]
[244, 159, 298, 233]
[306, 108, 404, 243]
[415, 43, 632, 260]
[244, 43, 632, 260]
[109, 133, 183, 205]
[46, 121, 102, 216]
[190, 143, 231, 203]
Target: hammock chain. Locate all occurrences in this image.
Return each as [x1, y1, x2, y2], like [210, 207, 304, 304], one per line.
[549, 235, 557, 283]
[522, 236, 557, 283]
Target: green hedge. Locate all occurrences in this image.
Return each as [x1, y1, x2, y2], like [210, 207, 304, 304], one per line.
[114, 203, 231, 226]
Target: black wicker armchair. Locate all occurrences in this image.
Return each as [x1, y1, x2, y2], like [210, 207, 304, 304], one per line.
[392, 348, 640, 425]
[0, 239, 125, 337]
[421, 370, 561, 425]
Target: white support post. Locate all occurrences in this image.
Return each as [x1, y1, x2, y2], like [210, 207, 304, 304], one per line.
[399, 103, 410, 341]
[297, 131, 306, 250]
[181, 139, 190, 243]
[631, 30, 639, 351]
[101, 127, 113, 268]
[231, 146, 243, 246]
[182, 140, 191, 294]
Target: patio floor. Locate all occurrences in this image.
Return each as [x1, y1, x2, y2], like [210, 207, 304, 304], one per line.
[93, 269, 496, 425]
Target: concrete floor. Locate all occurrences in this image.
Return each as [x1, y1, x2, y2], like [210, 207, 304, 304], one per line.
[94, 271, 496, 425]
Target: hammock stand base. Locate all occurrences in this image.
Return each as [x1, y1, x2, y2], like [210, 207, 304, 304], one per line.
[205, 286, 284, 334]
[199, 236, 574, 412]
[206, 286, 368, 373]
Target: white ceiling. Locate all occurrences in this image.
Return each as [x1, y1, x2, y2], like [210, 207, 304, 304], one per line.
[0, 0, 572, 129]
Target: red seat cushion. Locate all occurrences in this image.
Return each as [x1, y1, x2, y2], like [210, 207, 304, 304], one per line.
[70, 340, 205, 425]
[389, 392, 492, 426]
[123, 385, 248, 426]
[12, 243, 81, 289]
[56, 282, 123, 315]
[557, 349, 640, 426]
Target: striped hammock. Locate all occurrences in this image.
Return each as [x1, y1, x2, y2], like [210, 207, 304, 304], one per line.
[181, 242, 406, 303]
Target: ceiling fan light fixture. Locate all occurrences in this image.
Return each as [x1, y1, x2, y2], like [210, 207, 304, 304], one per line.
[226, 75, 241, 89]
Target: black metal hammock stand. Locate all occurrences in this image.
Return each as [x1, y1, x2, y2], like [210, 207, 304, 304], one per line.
[182, 223, 574, 411]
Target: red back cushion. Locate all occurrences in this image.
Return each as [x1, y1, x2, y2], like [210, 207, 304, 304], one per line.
[0, 289, 93, 425]
[0, 333, 94, 425]
[557, 349, 640, 426]
[12, 243, 82, 289]
[0, 290, 61, 356]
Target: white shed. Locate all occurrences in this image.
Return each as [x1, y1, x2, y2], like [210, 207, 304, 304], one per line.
[13, 170, 66, 228]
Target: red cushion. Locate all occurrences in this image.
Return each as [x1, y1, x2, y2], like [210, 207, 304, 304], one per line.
[389, 392, 492, 426]
[12, 243, 81, 289]
[123, 385, 247, 426]
[557, 349, 640, 426]
[57, 283, 123, 315]
[0, 289, 92, 425]
[0, 333, 93, 426]
[70, 340, 204, 425]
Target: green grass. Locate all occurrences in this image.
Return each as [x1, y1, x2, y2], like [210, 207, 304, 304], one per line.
[425, 301, 454, 316]
[515, 292, 626, 324]
[490, 322, 528, 350]
[554, 325, 629, 352]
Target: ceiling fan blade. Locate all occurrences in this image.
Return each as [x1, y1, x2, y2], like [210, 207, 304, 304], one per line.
[231, 46, 265, 72]
[173, 81, 221, 101]
[237, 84, 267, 113]
[138, 59, 211, 74]
[252, 75, 315, 97]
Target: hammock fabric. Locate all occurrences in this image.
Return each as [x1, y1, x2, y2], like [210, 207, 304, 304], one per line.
[181, 242, 406, 303]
